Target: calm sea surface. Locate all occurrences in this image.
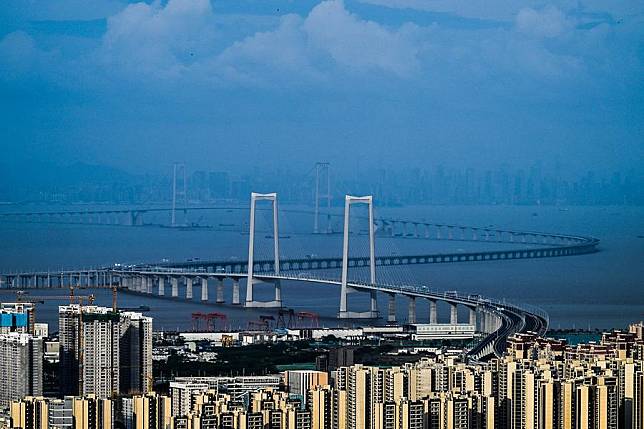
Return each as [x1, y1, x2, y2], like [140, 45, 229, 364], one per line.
[0, 204, 642, 331]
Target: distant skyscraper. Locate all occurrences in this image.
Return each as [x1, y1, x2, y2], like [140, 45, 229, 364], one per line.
[0, 333, 43, 408]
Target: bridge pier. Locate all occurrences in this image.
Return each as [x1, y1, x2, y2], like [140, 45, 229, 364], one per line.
[450, 303, 458, 325]
[186, 277, 193, 300]
[468, 306, 477, 327]
[146, 276, 152, 294]
[275, 279, 282, 304]
[216, 278, 225, 303]
[158, 277, 165, 296]
[408, 296, 416, 324]
[428, 299, 437, 324]
[387, 293, 396, 323]
[201, 277, 209, 302]
[171, 277, 179, 298]
[232, 279, 240, 305]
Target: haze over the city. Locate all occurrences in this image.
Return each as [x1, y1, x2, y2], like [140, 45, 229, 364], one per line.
[1, 0, 643, 191]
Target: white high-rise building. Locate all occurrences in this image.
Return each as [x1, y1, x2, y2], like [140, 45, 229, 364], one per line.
[0, 332, 42, 409]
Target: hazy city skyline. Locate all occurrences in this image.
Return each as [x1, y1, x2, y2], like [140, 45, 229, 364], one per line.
[2, 160, 641, 206]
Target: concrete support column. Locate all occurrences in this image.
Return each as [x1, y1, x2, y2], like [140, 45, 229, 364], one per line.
[232, 279, 240, 305]
[387, 294, 396, 323]
[408, 296, 416, 324]
[158, 277, 165, 296]
[370, 291, 377, 315]
[146, 276, 152, 294]
[186, 277, 193, 300]
[201, 277, 209, 301]
[171, 277, 179, 297]
[429, 299, 437, 324]
[216, 278, 225, 303]
[274, 280, 282, 304]
[468, 306, 476, 327]
[450, 303, 458, 325]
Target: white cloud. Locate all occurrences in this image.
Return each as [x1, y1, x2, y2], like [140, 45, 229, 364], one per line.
[302, 0, 420, 77]
[214, 0, 421, 83]
[0, 31, 57, 81]
[214, 14, 322, 86]
[516, 6, 573, 38]
[2, 0, 638, 98]
[100, 0, 217, 78]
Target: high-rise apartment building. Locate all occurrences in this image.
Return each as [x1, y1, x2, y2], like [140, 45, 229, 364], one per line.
[121, 392, 172, 429]
[9, 395, 113, 429]
[119, 311, 153, 394]
[0, 333, 43, 409]
[0, 303, 35, 335]
[285, 370, 329, 405]
[58, 305, 152, 398]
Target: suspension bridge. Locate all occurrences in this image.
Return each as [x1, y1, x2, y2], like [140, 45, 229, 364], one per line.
[0, 190, 598, 360]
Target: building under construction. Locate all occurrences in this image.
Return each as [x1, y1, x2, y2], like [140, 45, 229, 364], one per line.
[58, 305, 152, 398]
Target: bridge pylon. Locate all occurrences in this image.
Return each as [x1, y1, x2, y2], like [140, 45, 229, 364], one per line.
[339, 195, 378, 319]
[246, 192, 282, 308]
[171, 163, 187, 227]
[314, 162, 331, 234]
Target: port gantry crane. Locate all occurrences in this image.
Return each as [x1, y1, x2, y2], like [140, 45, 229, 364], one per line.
[191, 312, 228, 332]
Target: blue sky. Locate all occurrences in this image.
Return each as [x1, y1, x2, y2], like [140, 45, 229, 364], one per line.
[1, 0, 642, 177]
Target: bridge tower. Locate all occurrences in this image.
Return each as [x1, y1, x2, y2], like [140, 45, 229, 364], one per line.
[314, 162, 331, 234]
[339, 195, 378, 319]
[171, 163, 187, 227]
[246, 192, 282, 308]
